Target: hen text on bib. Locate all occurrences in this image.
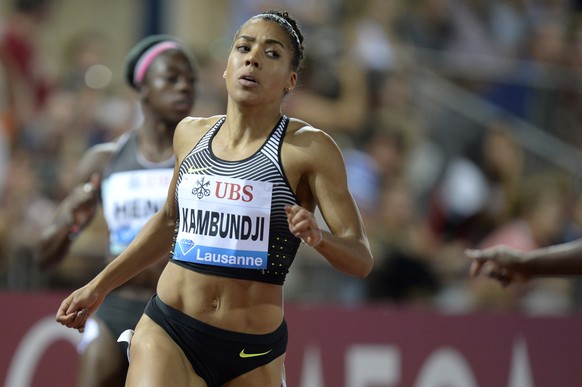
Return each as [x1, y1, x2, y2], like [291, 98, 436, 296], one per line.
[173, 174, 272, 270]
[102, 169, 173, 255]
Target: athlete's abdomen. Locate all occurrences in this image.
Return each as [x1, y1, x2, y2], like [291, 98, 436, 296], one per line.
[156, 260, 284, 334]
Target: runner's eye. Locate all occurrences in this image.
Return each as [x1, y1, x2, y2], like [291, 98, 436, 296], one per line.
[266, 50, 280, 58]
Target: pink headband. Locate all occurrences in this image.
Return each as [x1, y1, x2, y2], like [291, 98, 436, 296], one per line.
[133, 41, 180, 85]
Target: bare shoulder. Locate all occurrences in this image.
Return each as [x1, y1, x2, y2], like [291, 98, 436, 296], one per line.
[76, 141, 118, 181]
[281, 118, 347, 184]
[285, 117, 341, 155]
[173, 115, 224, 155]
[175, 115, 223, 134]
[84, 141, 117, 160]
[83, 131, 137, 166]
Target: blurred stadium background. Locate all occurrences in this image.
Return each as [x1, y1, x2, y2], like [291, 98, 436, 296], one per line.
[1, 0, 582, 386]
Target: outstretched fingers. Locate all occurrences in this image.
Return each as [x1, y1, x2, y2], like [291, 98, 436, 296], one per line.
[465, 249, 489, 277]
[465, 248, 516, 286]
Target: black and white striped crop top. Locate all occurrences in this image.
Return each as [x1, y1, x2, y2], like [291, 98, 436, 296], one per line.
[170, 115, 301, 285]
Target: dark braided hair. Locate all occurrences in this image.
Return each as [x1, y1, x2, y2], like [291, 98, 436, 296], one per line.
[249, 10, 305, 71]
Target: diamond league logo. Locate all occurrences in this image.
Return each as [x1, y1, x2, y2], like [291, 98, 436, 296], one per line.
[178, 239, 196, 255]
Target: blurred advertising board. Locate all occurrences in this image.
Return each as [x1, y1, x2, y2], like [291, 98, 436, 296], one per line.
[1, 293, 581, 387]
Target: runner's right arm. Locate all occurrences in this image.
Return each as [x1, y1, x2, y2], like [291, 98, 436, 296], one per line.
[36, 144, 114, 269]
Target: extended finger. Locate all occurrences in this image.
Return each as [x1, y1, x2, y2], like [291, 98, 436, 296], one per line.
[465, 249, 497, 261]
[469, 259, 486, 277]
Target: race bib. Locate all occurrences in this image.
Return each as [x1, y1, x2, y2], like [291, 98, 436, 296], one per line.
[102, 169, 173, 255]
[173, 174, 272, 270]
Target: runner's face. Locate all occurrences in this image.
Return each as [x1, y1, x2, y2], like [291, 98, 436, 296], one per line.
[144, 50, 197, 124]
[224, 19, 297, 106]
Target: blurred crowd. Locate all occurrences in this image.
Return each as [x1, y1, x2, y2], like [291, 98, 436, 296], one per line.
[1, 0, 582, 316]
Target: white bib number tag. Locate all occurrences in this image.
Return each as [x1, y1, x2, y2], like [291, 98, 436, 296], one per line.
[173, 174, 272, 270]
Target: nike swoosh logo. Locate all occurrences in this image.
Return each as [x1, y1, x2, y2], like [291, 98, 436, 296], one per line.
[188, 166, 211, 173]
[239, 349, 272, 358]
